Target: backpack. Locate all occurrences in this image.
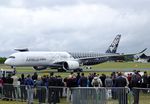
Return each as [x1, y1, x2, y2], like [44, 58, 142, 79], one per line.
[131, 74, 141, 87]
[93, 79, 99, 87]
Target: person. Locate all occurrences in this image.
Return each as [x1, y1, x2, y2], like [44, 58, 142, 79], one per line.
[105, 76, 113, 99]
[77, 73, 88, 103]
[91, 76, 102, 87]
[18, 74, 27, 102]
[32, 72, 38, 81]
[56, 75, 64, 98]
[76, 72, 81, 86]
[2, 74, 6, 100]
[91, 76, 105, 104]
[5, 74, 13, 101]
[100, 74, 106, 87]
[130, 71, 142, 104]
[11, 73, 19, 100]
[141, 71, 148, 93]
[0, 77, 3, 99]
[66, 74, 77, 102]
[78, 73, 88, 87]
[105, 76, 113, 87]
[111, 72, 117, 99]
[25, 74, 34, 104]
[115, 72, 128, 104]
[88, 73, 94, 87]
[35, 76, 46, 104]
[48, 72, 58, 104]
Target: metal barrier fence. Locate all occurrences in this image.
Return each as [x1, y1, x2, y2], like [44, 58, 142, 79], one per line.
[0, 84, 68, 104]
[70, 87, 150, 104]
[0, 84, 150, 104]
[71, 87, 129, 104]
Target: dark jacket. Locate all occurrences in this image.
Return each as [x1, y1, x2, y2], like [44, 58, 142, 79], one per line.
[115, 76, 127, 87]
[78, 76, 88, 87]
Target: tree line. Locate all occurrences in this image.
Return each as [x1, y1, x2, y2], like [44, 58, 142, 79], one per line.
[0, 57, 6, 63]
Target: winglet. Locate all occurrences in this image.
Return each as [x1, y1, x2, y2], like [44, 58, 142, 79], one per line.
[138, 48, 147, 54]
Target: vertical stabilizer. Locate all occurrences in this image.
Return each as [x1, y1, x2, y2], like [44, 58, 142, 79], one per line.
[106, 34, 121, 53]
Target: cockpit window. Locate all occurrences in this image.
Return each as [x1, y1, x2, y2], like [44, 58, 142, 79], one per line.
[9, 56, 15, 59]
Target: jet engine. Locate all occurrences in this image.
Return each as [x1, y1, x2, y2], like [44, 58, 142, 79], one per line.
[62, 61, 80, 70]
[33, 66, 47, 70]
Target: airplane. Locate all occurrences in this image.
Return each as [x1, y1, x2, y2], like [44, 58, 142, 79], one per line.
[4, 35, 145, 72]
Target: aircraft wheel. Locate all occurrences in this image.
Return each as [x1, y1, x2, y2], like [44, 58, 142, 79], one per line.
[73, 68, 83, 72]
[58, 69, 66, 72]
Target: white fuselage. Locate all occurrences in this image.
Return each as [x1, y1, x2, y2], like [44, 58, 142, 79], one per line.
[5, 51, 74, 66]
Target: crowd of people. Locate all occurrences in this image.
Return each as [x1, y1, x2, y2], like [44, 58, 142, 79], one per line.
[0, 70, 150, 104]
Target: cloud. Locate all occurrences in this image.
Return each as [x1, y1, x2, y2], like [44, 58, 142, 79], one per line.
[0, 0, 150, 56]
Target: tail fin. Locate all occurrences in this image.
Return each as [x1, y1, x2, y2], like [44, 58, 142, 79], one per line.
[106, 34, 121, 53]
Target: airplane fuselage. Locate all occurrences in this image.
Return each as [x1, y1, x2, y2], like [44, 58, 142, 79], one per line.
[5, 51, 74, 66]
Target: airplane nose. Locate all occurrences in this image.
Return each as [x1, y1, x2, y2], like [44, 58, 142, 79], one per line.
[4, 59, 10, 65]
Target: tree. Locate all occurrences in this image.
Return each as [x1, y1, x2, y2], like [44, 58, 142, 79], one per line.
[0, 57, 6, 63]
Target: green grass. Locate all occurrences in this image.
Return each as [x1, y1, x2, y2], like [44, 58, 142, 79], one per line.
[1, 62, 150, 71]
[1, 62, 150, 77]
[93, 62, 150, 69]
[0, 98, 69, 104]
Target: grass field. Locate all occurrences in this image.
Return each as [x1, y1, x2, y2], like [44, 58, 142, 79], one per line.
[93, 62, 150, 69]
[1, 61, 150, 71]
[0, 98, 69, 104]
[1, 62, 150, 77]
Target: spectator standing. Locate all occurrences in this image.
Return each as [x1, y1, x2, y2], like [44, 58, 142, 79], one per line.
[105, 76, 113, 99]
[78, 73, 88, 87]
[115, 72, 128, 104]
[130, 71, 142, 104]
[105, 76, 113, 87]
[0, 77, 3, 98]
[88, 73, 94, 87]
[18, 74, 27, 102]
[66, 74, 77, 102]
[57, 75, 64, 98]
[32, 72, 38, 81]
[78, 73, 88, 103]
[111, 72, 117, 99]
[2, 74, 6, 100]
[141, 71, 148, 93]
[91, 76, 103, 87]
[25, 74, 34, 104]
[48, 72, 58, 104]
[5, 74, 13, 101]
[11, 73, 19, 100]
[35, 76, 46, 104]
[100, 74, 106, 87]
[76, 72, 81, 86]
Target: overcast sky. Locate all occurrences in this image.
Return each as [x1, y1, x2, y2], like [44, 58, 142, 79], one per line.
[0, 0, 150, 57]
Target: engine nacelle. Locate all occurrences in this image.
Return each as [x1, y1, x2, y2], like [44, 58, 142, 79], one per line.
[33, 66, 47, 70]
[63, 61, 80, 70]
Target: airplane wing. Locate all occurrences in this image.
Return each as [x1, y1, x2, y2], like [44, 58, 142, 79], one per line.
[77, 48, 147, 61]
